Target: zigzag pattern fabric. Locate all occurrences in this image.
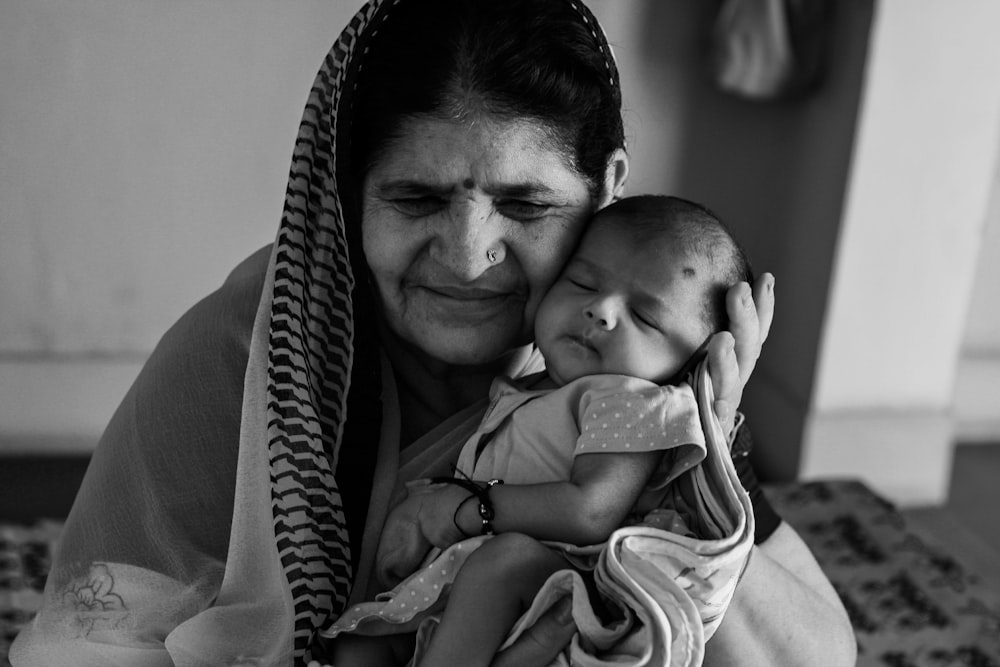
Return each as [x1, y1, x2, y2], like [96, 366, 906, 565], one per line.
[266, 0, 618, 659]
[266, 0, 387, 657]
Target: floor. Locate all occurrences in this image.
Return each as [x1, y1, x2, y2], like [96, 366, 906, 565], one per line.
[0, 455, 89, 522]
[3, 444, 1000, 588]
[901, 442, 1000, 595]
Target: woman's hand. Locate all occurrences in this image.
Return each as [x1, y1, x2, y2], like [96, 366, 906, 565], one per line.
[490, 596, 577, 667]
[708, 274, 775, 434]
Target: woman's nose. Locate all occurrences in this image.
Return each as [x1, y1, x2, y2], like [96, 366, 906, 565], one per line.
[584, 299, 617, 330]
[431, 201, 504, 280]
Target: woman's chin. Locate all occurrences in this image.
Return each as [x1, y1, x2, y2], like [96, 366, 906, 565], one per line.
[415, 329, 531, 370]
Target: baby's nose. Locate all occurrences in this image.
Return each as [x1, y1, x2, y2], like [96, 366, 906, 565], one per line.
[584, 302, 616, 330]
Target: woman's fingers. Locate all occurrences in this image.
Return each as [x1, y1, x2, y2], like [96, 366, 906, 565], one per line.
[726, 282, 760, 386]
[490, 596, 576, 667]
[711, 273, 774, 434]
[726, 273, 775, 386]
[707, 332, 739, 435]
[752, 272, 775, 347]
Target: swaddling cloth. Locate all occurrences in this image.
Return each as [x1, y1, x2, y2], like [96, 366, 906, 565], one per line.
[322, 360, 754, 666]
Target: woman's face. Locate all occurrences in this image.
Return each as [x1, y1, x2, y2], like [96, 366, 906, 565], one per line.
[361, 115, 598, 367]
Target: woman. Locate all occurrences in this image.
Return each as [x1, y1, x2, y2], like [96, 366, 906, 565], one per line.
[11, 1, 855, 665]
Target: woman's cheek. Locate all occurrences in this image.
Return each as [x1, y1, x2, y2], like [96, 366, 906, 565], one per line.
[362, 210, 417, 287]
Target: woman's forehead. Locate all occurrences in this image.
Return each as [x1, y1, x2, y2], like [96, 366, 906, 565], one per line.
[368, 115, 585, 194]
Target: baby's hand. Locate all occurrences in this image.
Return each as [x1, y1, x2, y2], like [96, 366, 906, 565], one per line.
[375, 484, 433, 590]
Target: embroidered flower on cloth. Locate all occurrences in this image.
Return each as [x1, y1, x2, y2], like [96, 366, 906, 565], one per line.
[63, 564, 125, 611]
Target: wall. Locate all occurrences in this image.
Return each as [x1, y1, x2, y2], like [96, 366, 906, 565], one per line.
[9, 0, 863, 452]
[592, 0, 1000, 504]
[0, 1, 365, 449]
[610, 1, 876, 487]
[953, 160, 1000, 442]
[800, 0, 1000, 504]
[602, 0, 1000, 505]
[3, 1, 998, 507]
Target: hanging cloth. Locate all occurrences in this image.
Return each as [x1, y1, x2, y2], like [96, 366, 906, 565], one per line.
[711, 0, 832, 100]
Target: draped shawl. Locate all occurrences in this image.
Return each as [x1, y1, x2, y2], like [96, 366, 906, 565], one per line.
[10, 1, 619, 665]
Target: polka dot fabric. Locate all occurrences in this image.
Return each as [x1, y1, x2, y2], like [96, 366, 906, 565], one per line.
[577, 385, 702, 455]
[324, 537, 491, 638]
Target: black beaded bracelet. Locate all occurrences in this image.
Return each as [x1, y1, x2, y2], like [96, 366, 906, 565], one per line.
[479, 478, 504, 535]
[431, 474, 505, 536]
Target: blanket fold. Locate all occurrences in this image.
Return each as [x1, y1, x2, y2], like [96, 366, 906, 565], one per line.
[323, 359, 754, 666]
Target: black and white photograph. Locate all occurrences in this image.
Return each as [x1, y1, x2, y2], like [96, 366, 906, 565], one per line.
[2, 1, 999, 665]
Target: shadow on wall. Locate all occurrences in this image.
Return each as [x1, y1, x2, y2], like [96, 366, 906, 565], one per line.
[633, 0, 874, 481]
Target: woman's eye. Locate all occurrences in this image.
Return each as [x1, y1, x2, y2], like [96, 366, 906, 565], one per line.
[497, 200, 551, 222]
[394, 197, 445, 217]
[568, 279, 595, 292]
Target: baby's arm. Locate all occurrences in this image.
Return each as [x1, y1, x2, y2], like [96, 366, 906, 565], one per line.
[455, 450, 662, 545]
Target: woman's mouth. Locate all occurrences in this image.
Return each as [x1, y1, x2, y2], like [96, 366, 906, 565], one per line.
[426, 285, 509, 301]
[413, 284, 523, 325]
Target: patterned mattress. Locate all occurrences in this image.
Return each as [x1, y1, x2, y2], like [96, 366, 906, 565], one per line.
[2, 480, 998, 666]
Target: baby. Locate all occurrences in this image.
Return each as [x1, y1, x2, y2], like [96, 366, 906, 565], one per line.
[319, 195, 753, 666]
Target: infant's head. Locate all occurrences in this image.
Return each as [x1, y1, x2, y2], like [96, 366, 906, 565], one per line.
[535, 195, 753, 386]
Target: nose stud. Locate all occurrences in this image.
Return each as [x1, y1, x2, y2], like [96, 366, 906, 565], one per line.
[486, 248, 498, 263]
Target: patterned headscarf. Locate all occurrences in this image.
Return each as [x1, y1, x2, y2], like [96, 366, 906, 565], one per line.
[264, 0, 619, 658]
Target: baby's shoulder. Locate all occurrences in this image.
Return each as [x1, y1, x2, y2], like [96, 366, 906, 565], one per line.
[563, 374, 694, 407]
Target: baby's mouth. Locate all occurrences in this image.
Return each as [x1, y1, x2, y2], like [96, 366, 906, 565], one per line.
[566, 333, 597, 352]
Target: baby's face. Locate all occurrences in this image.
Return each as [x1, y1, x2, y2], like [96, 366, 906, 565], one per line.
[534, 219, 712, 385]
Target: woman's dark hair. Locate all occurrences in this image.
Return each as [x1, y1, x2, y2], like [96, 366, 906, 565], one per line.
[348, 0, 625, 200]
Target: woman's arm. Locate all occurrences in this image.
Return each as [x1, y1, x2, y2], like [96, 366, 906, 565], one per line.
[704, 275, 856, 664]
[488, 523, 857, 667]
[703, 522, 857, 666]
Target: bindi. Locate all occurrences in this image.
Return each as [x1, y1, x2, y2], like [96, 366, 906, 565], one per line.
[462, 178, 475, 190]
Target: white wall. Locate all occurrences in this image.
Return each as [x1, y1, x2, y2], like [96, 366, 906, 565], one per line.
[0, 1, 364, 448]
[799, 0, 1000, 504]
[599, 1, 877, 490]
[2, 1, 998, 508]
[953, 161, 1000, 442]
